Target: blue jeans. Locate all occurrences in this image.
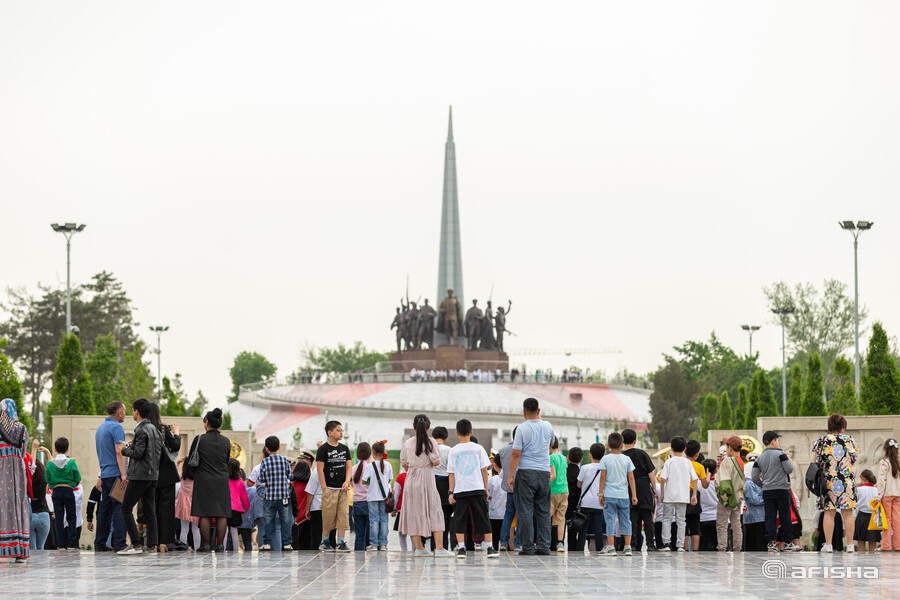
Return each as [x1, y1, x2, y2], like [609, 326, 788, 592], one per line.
[514, 469, 551, 552]
[500, 492, 516, 544]
[95, 477, 126, 549]
[602, 497, 631, 543]
[263, 498, 292, 549]
[576, 507, 605, 551]
[368, 501, 388, 547]
[52, 487, 78, 549]
[353, 501, 369, 550]
[30, 510, 50, 550]
[255, 517, 267, 547]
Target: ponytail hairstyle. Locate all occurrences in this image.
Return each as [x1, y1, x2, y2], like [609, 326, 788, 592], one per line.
[413, 414, 433, 456]
[860, 469, 877, 485]
[884, 439, 900, 478]
[373, 441, 386, 474]
[353, 442, 372, 484]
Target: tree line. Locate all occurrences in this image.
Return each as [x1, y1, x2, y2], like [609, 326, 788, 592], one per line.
[649, 279, 900, 443]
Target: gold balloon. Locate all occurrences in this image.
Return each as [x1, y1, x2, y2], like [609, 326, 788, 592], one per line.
[230, 440, 247, 469]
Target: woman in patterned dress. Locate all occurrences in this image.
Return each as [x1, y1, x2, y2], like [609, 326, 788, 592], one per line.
[0, 398, 30, 562]
[812, 413, 858, 552]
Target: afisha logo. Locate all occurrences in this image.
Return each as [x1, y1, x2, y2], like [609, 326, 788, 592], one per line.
[762, 559, 879, 579]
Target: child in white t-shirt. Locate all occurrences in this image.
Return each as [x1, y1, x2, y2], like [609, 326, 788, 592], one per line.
[855, 469, 881, 552]
[448, 419, 498, 558]
[488, 454, 506, 551]
[363, 441, 394, 550]
[658, 437, 699, 552]
[698, 459, 719, 550]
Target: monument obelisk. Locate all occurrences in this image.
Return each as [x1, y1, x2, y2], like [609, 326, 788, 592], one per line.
[436, 106, 466, 348]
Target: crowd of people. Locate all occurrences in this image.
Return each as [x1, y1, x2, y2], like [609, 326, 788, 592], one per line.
[3, 395, 900, 561]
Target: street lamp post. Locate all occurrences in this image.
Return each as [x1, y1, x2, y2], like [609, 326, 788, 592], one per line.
[839, 220, 874, 397]
[741, 324, 761, 357]
[772, 307, 795, 414]
[51, 223, 86, 334]
[149, 326, 169, 401]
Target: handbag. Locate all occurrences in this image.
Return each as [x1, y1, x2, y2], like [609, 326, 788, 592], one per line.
[188, 435, 201, 468]
[869, 500, 890, 531]
[162, 426, 179, 464]
[371, 462, 396, 512]
[566, 469, 601, 534]
[805, 461, 825, 497]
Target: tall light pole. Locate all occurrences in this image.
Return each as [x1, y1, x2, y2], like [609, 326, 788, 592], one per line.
[741, 324, 761, 357]
[772, 307, 795, 414]
[149, 326, 169, 401]
[839, 220, 873, 398]
[51, 223, 86, 335]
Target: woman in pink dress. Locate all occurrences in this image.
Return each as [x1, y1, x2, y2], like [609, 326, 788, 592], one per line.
[398, 414, 453, 557]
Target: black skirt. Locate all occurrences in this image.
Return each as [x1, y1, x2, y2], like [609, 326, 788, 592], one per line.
[228, 509, 243, 528]
[854, 512, 882, 542]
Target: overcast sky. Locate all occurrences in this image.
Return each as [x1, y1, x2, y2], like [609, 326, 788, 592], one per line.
[2, 2, 899, 407]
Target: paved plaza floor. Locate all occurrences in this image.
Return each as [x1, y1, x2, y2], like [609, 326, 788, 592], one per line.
[4, 549, 898, 600]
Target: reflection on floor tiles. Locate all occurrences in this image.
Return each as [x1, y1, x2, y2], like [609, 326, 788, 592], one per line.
[4, 549, 899, 599]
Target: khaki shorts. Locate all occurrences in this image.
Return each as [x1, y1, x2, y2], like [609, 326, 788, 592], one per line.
[321, 488, 350, 531]
[550, 492, 569, 527]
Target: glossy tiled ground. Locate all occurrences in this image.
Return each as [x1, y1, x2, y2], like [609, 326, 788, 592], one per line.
[3, 549, 898, 599]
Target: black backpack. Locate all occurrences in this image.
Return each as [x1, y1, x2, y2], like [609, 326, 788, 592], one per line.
[805, 461, 825, 497]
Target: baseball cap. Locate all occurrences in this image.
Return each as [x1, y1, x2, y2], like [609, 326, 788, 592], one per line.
[722, 436, 743, 452]
[762, 431, 782, 445]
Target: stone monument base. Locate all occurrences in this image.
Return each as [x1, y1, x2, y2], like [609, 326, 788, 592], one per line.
[390, 347, 509, 372]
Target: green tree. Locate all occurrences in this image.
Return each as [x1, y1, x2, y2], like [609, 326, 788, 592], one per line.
[734, 384, 749, 430]
[744, 374, 759, 428]
[716, 391, 733, 430]
[700, 393, 718, 438]
[0, 338, 33, 433]
[230, 351, 277, 402]
[161, 374, 189, 417]
[301, 342, 389, 377]
[1, 273, 141, 423]
[829, 356, 858, 415]
[668, 333, 757, 407]
[648, 358, 698, 443]
[189, 389, 208, 417]
[48, 333, 95, 427]
[800, 352, 827, 416]
[120, 341, 155, 402]
[755, 369, 779, 418]
[764, 279, 866, 387]
[222, 411, 233, 430]
[86, 334, 125, 415]
[786, 363, 803, 417]
[860, 322, 900, 415]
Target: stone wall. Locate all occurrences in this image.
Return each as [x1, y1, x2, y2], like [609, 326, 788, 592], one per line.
[50, 415, 253, 548]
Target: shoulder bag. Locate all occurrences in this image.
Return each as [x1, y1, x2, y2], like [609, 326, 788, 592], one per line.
[566, 469, 600, 534]
[371, 463, 396, 512]
[188, 435, 202, 468]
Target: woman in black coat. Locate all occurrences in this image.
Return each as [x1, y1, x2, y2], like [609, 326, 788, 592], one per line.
[149, 402, 182, 552]
[189, 408, 231, 552]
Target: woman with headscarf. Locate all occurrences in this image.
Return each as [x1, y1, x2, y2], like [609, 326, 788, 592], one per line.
[0, 398, 30, 561]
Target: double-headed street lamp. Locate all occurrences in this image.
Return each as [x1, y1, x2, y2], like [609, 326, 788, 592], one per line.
[149, 326, 169, 401]
[772, 307, 795, 414]
[741, 324, 761, 357]
[839, 220, 874, 398]
[50, 223, 86, 335]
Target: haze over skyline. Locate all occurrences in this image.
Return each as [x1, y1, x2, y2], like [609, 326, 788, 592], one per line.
[2, 2, 899, 406]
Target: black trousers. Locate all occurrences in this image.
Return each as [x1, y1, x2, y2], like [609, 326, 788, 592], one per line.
[763, 490, 793, 544]
[155, 483, 177, 546]
[491, 519, 503, 550]
[699, 520, 718, 550]
[630, 508, 654, 550]
[122, 480, 157, 548]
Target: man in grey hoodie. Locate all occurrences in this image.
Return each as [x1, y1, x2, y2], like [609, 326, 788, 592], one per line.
[751, 431, 799, 552]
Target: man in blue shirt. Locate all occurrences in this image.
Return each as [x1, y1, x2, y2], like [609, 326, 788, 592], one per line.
[507, 397, 555, 555]
[94, 401, 128, 551]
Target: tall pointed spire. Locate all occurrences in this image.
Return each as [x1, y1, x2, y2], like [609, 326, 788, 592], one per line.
[436, 106, 465, 346]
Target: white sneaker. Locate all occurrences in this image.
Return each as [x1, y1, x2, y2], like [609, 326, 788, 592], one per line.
[623, 547, 633, 556]
[676, 548, 686, 553]
[846, 544, 856, 553]
[658, 547, 671, 552]
[117, 545, 143, 555]
[821, 544, 834, 553]
[598, 545, 617, 556]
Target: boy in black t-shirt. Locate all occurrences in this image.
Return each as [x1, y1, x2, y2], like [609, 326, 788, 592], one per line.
[622, 429, 657, 552]
[315, 420, 352, 552]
